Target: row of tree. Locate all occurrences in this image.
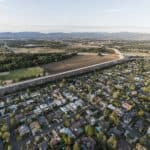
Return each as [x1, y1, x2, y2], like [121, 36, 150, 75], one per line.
[0, 53, 77, 72]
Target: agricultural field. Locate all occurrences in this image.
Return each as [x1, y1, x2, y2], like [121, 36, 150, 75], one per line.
[0, 58, 149, 150]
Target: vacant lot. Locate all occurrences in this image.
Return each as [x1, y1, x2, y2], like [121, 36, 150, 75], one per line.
[43, 53, 119, 74]
[0, 67, 44, 85]
[123, 52, 150, 57]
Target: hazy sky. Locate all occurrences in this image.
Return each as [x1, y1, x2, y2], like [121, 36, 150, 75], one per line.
[0, 0, 150, 32]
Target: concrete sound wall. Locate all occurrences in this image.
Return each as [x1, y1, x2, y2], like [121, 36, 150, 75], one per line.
[0, 58, 130, 96]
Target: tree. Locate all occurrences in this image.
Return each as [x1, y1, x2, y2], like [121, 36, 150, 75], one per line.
[109, 112, 119, 126]
[62, 134, 72, 146]
[73, 142, 80, 150]
[59, 79, 66, 88]
[134, 143, 147, 150]
[139, 136, 146, 145]
[64, 119, 70, 128]
[112, 91, 120, 99]
[85, 125, 95, 137]
[7, 145, 12, 150]
[10, 116, 17, 128]
[75, 113, 81, 120]
[1, 124, 8, 132]
[96, 131, 107, 150]
[2, 131, 10, 143]
[107, 135, 117, 150]
[138, 109, 144, 117]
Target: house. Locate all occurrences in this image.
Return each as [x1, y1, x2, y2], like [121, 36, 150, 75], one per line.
[123, 115, 132, 125]
[40, 104, 49, 111]
[73, 127, 84, 137]
[15, 114, 26, 123]
[60, 128, 75, 138]
[34, 107, 42, 115]
[134, 120, 144, 132]
[124, 129, 140, 144]
[90, 117, 96, 125]
[114, 108, 123, 117]
[54, 110, 63, 119]
[108, 127, 122, 136]
[81, 137, 96, 150]
[26, 112, 36, 121]
[8, 105, 17, 113]
[5, 97, 11, 104]
[0, 109, 5, 116]
[97, 121, 110, 132]
[60, 107, 67, 113]
[75, 100, 83, 107]
[71, 119, 86, 136]
[135, 143, 147, 150]
[45, 96, 53, 104]
[95, 126, 102, 132]
[30, 92, 40, 98]
[147, 127, 150, 135]
[123, 112, 135, 124]
[46, 112, 55, 122]
[54, 100, 62, 106]
[26, 99, 34, 105]
[30, 121, 41, 135]
[68, 103, 76, 111]
[18, 125, 30, 136]
[131, 91, 137, 96]
[61, 98, 66, 104]
[50, 130, 61, 147]
[0, 101, 4, 108]
[38, 116, 49, 127]
[86, 110, 93, 116]
[99, 101, 107, 110]
[122, 102, 133, 111]
[107, 104, 116, 111]
[117, 139, 131, 150]
[38, 141, 48, 150]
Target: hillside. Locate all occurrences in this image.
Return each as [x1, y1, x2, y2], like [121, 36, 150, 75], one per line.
[1, 32, 150, 40]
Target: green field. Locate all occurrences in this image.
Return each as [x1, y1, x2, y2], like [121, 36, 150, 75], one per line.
[0, 67, 44, 85]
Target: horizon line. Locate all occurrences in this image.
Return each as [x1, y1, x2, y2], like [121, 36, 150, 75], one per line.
[1, 31, 150, 34]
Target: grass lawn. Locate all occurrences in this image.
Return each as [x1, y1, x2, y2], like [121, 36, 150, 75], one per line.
[0, 67, 44, 85]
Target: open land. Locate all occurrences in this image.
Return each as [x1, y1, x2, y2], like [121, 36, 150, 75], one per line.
[43, 53, 119, 74]
[0, 40, 119, 85]
[0, 67, 44, 85]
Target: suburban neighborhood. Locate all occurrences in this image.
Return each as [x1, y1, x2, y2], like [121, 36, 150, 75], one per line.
[0, 58, 149, 150]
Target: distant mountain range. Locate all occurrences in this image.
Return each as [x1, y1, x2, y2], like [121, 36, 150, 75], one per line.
[0, 32, 150, 40]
